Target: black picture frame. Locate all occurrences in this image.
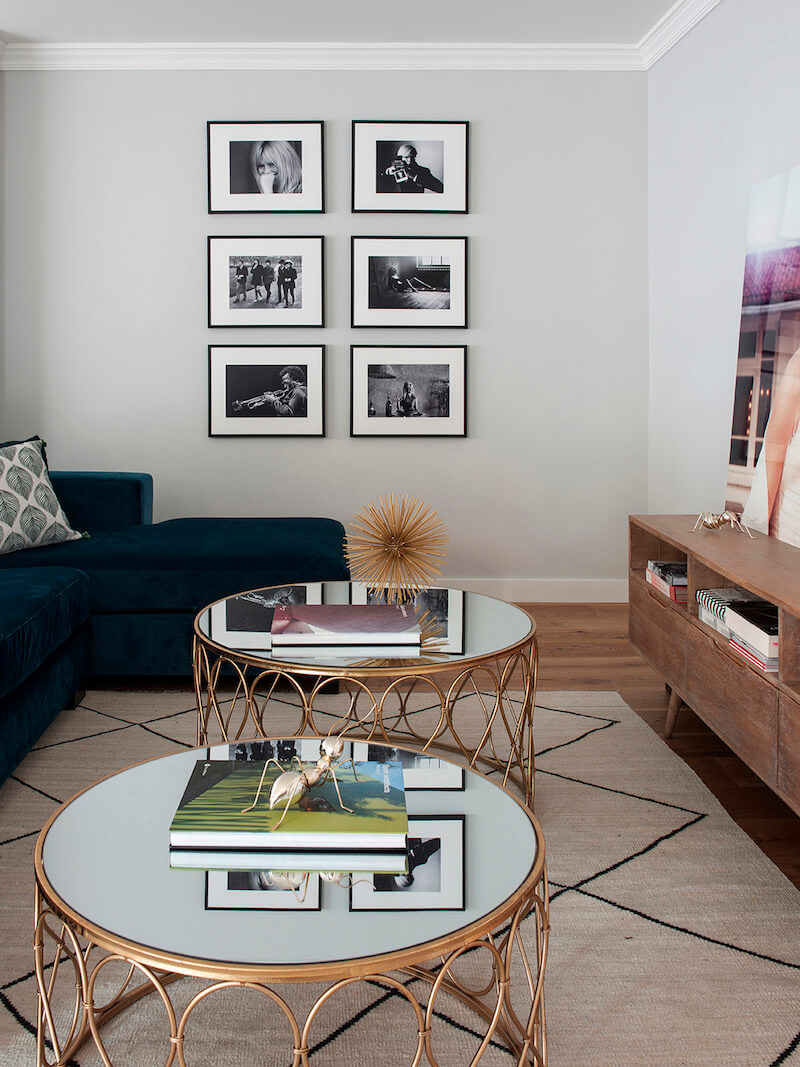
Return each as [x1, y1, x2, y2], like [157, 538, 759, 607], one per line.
[352, 120, 469, 213]
[208, 344, 325, 437]
[350, 345, 467, 437]
[208, 236, 325, 328]
[350, 236, 468, 329]
[207, 120, 325, 214]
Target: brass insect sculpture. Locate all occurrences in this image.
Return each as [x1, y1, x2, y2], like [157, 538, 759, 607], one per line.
[692, 511, 754, 537]
[240, 736, 358, 826]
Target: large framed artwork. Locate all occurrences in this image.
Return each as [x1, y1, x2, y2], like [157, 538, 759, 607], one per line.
[206, 870, 321, 911]
[350, 346, 467, 437]
[350, 582, 465, 654]
[208, 345, 325, 437]
[207, 121, 324, 213]
[208, 584, 323, 650]
[726, 163, 800, 549]
[349, 815, 465, 911]
[351, 120, 468, 213]
[351, 742, 465, 791]
[208, 236, 324, 328]
[351, 236, 467, 328]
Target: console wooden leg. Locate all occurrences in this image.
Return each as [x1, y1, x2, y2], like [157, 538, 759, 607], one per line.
[664, 688, 682, 738]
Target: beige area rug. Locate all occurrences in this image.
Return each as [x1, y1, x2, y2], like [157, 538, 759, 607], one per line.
[1, 689, 800, 1065]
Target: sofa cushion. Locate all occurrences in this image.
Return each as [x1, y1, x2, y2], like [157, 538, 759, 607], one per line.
[0, 518, 348, 614]
[0, 567, 90, 700]
[0, 438, 83, 555]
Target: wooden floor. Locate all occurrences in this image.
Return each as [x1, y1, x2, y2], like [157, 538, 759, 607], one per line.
[524, 603, 800, 891]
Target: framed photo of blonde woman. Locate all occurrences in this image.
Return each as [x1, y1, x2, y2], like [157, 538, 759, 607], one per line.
[207, 121, 324, 213]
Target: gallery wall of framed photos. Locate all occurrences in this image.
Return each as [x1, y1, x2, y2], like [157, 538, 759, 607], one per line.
[205, 119, 470, 440]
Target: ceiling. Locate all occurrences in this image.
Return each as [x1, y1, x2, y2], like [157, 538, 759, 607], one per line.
[0, 0, 683, 46]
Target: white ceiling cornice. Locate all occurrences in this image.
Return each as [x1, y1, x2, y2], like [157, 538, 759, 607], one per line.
[0, 0, 725, 72]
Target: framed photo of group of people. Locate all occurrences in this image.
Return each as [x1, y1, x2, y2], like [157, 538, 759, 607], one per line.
[206, 120, 470, 440]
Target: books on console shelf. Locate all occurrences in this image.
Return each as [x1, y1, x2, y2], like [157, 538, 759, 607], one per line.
[728, 636, 778, 672]
[724, 600, 779, 660]
[646, 560, 688, 586]
[271, 604, 421, 646]
[169, 758, 408, 853]
[645, 569, 688, 602]
[695, 586, 759, 624]
[698, 603, 730, 638]
[169, 848, 409, 873]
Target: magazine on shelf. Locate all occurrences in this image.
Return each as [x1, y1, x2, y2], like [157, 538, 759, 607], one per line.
[723, 600, 779, 659]
[646, 560, 688, 586]
[169, 759, 408, 851]
[728, 637, 778, 672]
[270, 604, 421, 646]
[695, 587, 759, 623]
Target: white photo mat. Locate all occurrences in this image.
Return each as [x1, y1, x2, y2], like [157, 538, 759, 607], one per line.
[349, 582, 465, 654]
[208, 236, 324, 327]
[352, 121, 468, 213]
[208, 346, 325, 437]
[351, 236, 467, 328]
[206, 870, 321, 910]
[350, 346, 466, 438]
[208, 121, 323, 213]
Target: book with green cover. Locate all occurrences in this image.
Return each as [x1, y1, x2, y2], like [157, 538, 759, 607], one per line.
[169, 760, 408, 852]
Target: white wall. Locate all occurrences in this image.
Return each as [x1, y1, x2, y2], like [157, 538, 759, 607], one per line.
[0, 69, 648, 598]
[648, 0, 800, 513]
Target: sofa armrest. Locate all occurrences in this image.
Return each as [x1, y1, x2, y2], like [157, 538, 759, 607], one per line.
[50, 472, 154, 531]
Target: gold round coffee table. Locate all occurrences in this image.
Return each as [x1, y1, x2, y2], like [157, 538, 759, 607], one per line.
[34, 739, 548, 1065]
[193, 582, 538, 807]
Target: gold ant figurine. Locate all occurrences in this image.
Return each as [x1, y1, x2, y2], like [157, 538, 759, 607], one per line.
[240, 736, 358, 826]
[692, 511, 754, 538]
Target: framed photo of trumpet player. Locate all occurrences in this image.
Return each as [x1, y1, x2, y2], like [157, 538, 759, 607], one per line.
[351, 237, 468, 328]
[208, 345, 325, 437]
[208, 236, 324, 327]
[207, 120, 324, 214]
[352, 121, 468, 213]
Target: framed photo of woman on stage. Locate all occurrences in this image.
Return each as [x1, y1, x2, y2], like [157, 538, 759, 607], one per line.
[351, 236, 467, 328]
[208, 345, 325, 438]
[207, 121, 324, 213]
[350, 345, 467, 438]
[352, 121, 468, 213]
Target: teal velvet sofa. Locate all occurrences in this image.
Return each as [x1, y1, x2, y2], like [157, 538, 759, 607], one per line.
[0, 471, 349, 781]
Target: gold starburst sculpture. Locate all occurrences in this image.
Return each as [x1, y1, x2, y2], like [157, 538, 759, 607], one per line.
[345, 495, 449, 604]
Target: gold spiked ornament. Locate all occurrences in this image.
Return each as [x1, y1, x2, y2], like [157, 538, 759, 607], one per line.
[345, 495, 449, 604]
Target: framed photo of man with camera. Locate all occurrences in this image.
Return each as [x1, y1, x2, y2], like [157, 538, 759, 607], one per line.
[351, 121, 469, 213]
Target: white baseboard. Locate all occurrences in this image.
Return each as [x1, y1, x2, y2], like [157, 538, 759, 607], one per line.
[441, 578, 628, 603]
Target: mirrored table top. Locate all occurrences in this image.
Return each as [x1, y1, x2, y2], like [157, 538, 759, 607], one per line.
[195, 582, 535, 671]
[39, 739, 542, 971]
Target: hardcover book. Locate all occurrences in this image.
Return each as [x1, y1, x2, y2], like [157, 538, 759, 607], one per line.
[169, 848, 409, 873]
[724, 600, 779, 659]
[270, 603, 421, 646]
[169, 759, 408, 852]
[646, 560, 688, 586]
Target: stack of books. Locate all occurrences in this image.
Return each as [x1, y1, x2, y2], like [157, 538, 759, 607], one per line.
[645, 560, 688, 603]
[695, 587, 759, 638]
[270, 603, 421, 658]
[169, 758, 409, 872]
[725, 600, 779, 672]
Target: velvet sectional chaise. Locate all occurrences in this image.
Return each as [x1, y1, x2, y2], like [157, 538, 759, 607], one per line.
[0, 470, 349, 782]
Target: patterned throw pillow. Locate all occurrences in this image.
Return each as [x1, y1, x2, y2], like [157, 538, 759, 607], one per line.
[0, 437, 83, 555]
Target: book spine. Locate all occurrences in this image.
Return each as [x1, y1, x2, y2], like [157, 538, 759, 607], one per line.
[724, 609, 779, 658]
[729, 637, 778, 671]
[646, 571, 687, 601]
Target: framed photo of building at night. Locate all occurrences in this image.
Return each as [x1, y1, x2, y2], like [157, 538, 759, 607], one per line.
[352, 121, 468, 213]
[208, 345, 325, 437]
[350, 346, 466, 437]
[207, 121, 324, 213]
[351, 237, 467, 328]
[208, 236, 324, 327]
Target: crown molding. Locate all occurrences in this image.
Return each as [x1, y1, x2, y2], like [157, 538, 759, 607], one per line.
[0, 41, 647, 72]
[638, 0, 725, 68]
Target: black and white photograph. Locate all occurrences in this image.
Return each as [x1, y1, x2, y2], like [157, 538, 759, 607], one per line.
[205, 869, 321, 911]
[351, 583, 465, 654]
[351, 346, 467, 437]
[352, 121, 468, 213]
[349, 815, 465, 911]
[351, 238, 467, 328]
[210, 738, 340, 763]
[208, 584, 323, 650]
[351, 742, 464, 791]
[208, 237, 323, 327]
[209, 346, 324, 437]
[208, 121, 324, 213]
